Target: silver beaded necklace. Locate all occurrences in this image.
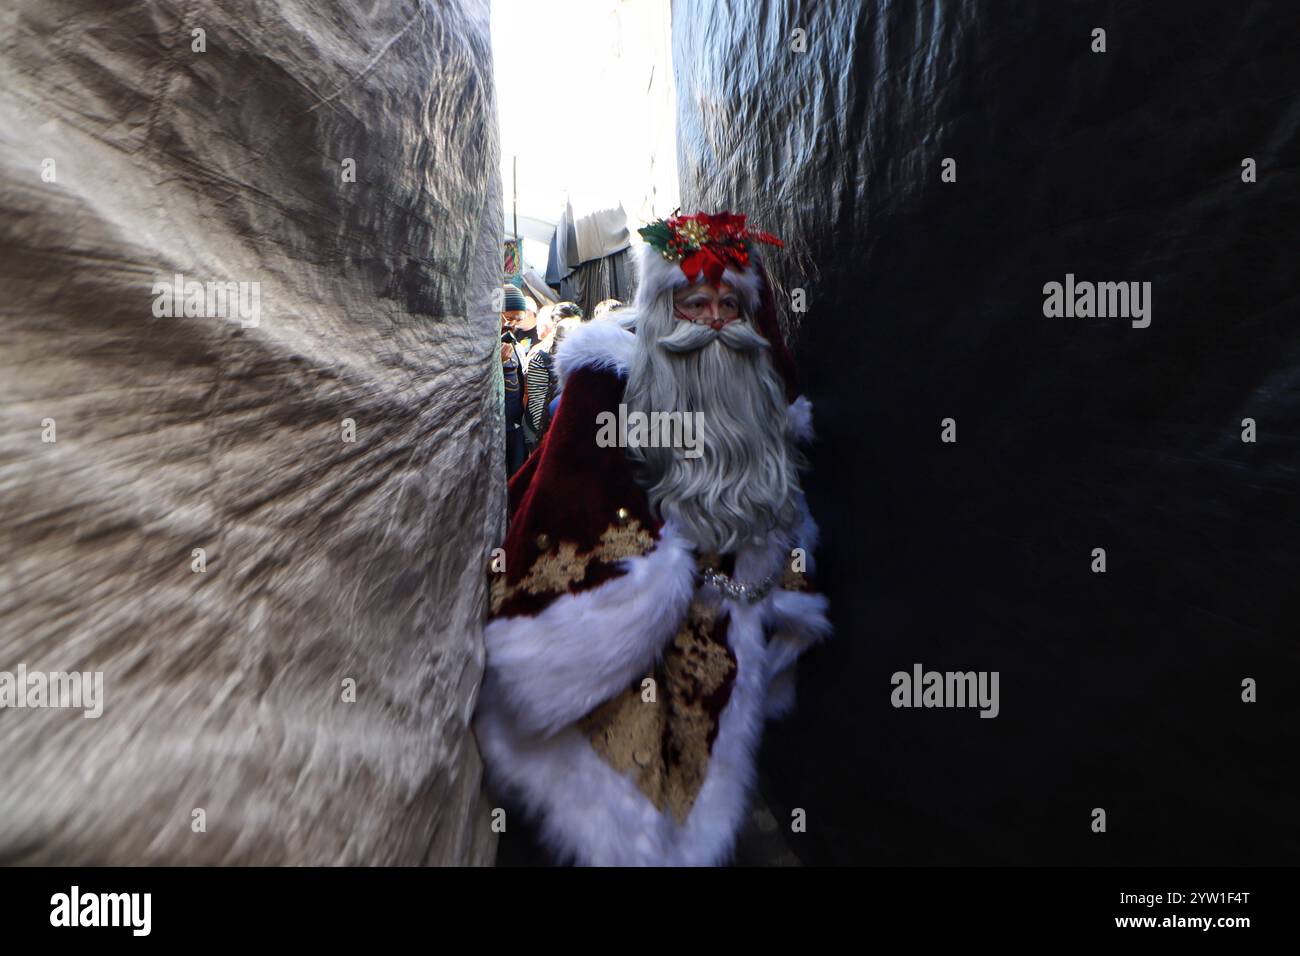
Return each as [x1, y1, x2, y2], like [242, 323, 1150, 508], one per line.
[699, 565, 779, 604]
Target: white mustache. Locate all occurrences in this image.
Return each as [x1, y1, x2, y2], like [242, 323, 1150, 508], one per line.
[658, 319, 770, 354]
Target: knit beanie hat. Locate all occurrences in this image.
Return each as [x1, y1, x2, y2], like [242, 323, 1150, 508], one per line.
[502, 284, 528, 313]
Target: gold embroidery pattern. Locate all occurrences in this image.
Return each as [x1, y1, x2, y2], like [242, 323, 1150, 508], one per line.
[490, 519, 656, 615]
[580, 598, 737, 825]
[781, 565, 809, 592]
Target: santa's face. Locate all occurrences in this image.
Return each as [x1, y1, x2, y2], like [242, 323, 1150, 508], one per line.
[656, 281, 770, 357]
[672, 281, 743, 331]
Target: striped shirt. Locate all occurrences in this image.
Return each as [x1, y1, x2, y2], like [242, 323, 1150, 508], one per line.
[526, 348, 554, 433]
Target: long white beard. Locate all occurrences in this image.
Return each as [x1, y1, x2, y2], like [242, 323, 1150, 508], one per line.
[623, 304, 802, 554]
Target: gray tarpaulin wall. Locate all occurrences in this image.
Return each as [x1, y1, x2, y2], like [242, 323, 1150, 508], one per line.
[0, 0, 502, 864]
[674, 0, 1299, 864]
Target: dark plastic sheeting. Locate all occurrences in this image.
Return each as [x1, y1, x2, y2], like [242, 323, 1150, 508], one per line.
[674, 0, 1300, 864]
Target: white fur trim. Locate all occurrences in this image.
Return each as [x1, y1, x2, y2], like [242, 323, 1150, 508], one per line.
[787, 394, 814, 444]
[764, 666, 798, 721]
[766, 589, 833, 675]
[632, 242, 766, 314]
[761, 487, 830, 721]
[554, 318, 635, 381]
[475, 527, 834, 866]
[483, 522, 697, 738]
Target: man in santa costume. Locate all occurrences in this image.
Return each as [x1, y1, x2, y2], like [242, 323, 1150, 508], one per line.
[474, 210, 832, 866]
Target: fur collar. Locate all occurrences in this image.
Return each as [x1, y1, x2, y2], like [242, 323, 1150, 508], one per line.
[554, 319, 636, 380]
[553, 318, 815, 444]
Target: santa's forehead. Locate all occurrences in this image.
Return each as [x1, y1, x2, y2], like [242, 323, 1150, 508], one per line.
[673, 281, 738, 296]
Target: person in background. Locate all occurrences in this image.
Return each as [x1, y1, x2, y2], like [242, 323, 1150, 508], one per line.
[592, 297, 623, 320]
[500, 285, 530, 476]
[525, 302, 583, 447]
[532, 301, 582, 356]
[522, 295, 540, 344]
[509, 294, 542, 455]
[535, 304, 582, 429]
[503, 287, 539, 360]
[533, 303, 556, 346]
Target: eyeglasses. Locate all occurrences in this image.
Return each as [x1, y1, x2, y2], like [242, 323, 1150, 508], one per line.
[673, 294, 743, 331]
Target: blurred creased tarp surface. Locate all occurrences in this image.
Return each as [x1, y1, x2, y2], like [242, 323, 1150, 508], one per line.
[0, 0, 502, 864]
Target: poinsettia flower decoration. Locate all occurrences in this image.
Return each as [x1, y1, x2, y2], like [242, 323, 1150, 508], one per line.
[638, 210, 784, 287]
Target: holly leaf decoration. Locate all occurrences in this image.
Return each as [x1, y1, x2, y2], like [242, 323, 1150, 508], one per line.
[638, 221, 674, 252]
